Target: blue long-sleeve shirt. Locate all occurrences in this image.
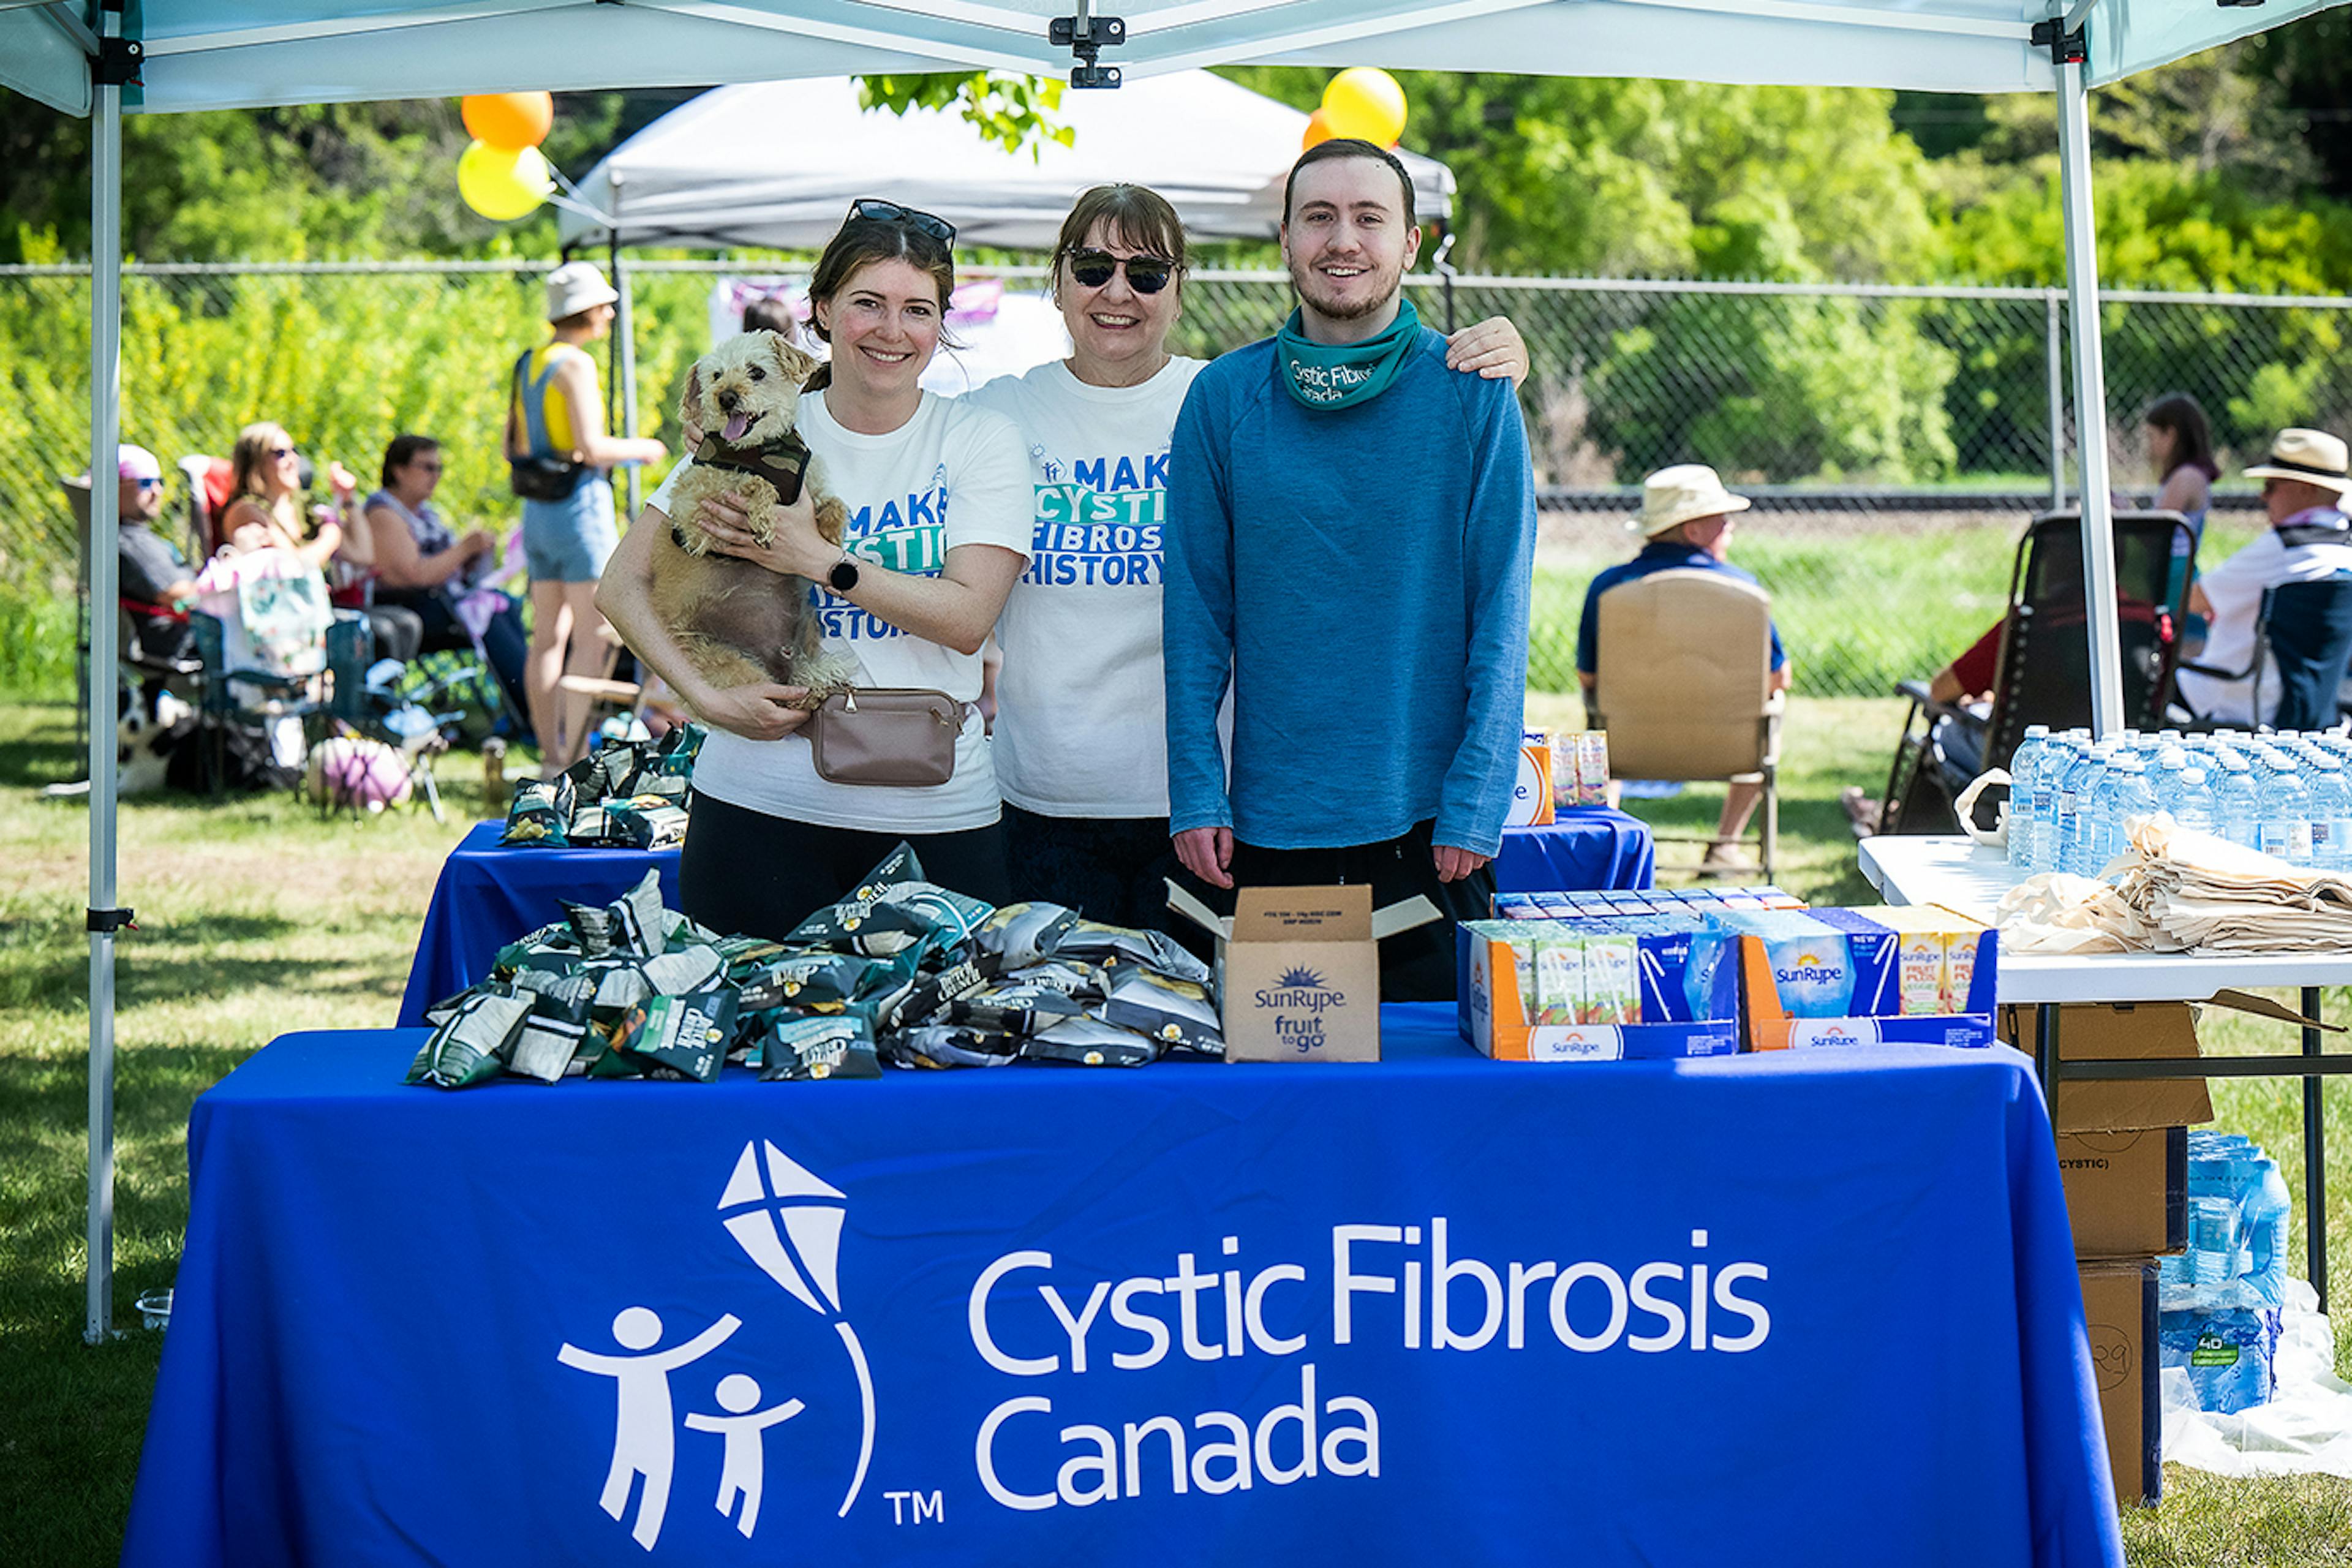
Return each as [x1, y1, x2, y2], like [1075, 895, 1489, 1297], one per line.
[1163, 329, 1537, 856]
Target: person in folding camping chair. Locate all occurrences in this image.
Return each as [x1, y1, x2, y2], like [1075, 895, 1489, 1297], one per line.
[1855, 507, 2194, 835]
[2174, 428, 2352, 734]
[1577, 464, 1789, 876]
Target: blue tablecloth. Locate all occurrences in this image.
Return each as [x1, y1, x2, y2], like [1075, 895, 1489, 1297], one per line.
[124, 1010, 2119, 1568]
[398, 814, 1654, 1025]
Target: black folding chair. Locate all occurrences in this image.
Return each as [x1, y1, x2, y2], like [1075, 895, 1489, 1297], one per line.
[1874, 510, 2196, 835]
[2174, 577, 2352, 734]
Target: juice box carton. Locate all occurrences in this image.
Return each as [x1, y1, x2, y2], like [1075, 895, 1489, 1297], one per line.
[1458, 913, 1739, 1060]
[1507, 729, 1556, 827]
[1740, 906, 1998, 1051]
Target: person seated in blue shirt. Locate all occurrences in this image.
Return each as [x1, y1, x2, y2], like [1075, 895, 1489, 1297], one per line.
[1576, 465, 1790, 867]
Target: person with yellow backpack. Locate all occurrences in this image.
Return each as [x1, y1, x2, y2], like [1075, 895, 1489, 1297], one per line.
[505, 261, 667, 775]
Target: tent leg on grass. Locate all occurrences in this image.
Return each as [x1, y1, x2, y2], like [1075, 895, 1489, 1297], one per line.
[2055, 42, 2125, 739]
[85, 12, 124, 1346]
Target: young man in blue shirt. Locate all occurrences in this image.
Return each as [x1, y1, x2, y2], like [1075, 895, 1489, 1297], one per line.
[1576, 464, 1791, 864]
[1163, 139, 1538, 1000]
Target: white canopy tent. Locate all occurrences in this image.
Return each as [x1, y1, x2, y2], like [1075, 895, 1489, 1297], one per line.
[9, 0, 2347, 1346]
[559, 71, 1455, 252]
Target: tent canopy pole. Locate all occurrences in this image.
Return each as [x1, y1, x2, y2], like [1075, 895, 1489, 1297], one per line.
[85, 0, 126, 1348]
[2055, 43, 2125, 738]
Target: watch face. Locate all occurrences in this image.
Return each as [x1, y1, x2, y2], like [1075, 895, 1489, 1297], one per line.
[828, 558, 860, 592]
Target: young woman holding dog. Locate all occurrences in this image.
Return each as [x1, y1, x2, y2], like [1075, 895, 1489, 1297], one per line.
[599, 202, 1032, 936]
[962, 183, 1530, 934]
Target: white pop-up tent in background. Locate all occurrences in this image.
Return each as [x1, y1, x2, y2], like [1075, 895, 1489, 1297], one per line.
[562, 71, 1455, 253]
[1, 0, 2343, 1349]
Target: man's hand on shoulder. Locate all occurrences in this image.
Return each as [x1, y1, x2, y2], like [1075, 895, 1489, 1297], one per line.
[1444, 317, 1529, 387]
[1433, 843, 1493, 883]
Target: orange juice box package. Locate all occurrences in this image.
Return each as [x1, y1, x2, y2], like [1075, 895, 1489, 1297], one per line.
[1507, 728, 1556, 827]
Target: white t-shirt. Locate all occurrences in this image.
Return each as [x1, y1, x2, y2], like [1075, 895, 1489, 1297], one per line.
[2177, 520, 2352, 725]
[647, 388, 1030, 832]
[967, 356, 1204, 817]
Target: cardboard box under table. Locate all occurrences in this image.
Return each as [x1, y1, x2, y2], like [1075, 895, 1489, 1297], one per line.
[1165, 883, 1439, 1063]
[2079, 1258, 2161, 1509]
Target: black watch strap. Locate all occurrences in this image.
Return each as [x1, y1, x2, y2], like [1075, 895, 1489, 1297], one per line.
[827, 556, 861, 594]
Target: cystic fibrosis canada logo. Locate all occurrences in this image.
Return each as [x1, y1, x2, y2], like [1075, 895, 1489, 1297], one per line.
[557, 1141, 876, 1550]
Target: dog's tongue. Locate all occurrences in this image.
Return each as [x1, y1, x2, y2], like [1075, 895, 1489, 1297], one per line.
[722, 413, 751, 443]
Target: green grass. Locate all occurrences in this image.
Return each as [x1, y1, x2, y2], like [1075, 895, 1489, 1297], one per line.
[2, 695, 2350, 1561]
[1526, 517, 2267, 699]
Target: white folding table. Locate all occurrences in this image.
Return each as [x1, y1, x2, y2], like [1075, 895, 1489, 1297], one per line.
[1860, 835, 2352, 1306]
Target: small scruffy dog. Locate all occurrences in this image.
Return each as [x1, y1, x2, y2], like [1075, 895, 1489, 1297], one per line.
[650, 331, 858, 704]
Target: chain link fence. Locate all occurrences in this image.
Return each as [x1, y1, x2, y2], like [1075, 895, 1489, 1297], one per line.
[5, 259, 2343, 698]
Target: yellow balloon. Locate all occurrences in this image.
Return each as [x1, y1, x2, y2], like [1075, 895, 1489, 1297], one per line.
[1320, 67, 1408, 148]
[457, 140, 551, 222]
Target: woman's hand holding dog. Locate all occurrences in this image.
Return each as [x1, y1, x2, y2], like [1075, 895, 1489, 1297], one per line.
[690, 681, 815, 742]
[696, 488, 837, 581]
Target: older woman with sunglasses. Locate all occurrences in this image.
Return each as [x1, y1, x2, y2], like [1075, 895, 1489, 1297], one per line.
[962, 183, 1528, 934]
[602, 199, 1033, 935]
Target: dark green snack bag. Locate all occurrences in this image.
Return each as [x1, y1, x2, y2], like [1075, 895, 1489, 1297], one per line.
[1002, 959, 1110, 1000]
[894, 952, 1001, 1028]
[974, 902, 1080, 970]
[1051, 921, 1213, 986]
[501, 776, 574, 846]
[508, 974, 597, 1083]
[640, 944, 725, 997]
[758, 1015, 883, 1081]
[1022, 1016, 1161, 1068]
[615, 984, 736, 1082]
[737, 951, 878, 1012]
[888, 1024, 1022, 1070]
[406, 990, 532, 1087]
[656, 722, 706, 777]
[1101, 967, 1225, 1055]
[946, 982, 1085, 1037]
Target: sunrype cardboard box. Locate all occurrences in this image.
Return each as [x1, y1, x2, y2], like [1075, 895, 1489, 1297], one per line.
[1740, 924, 2001, 1052]
[2079, 1259, 2161, 1508]
[1166, 882, 1439, 1063]
[1459, 922, 1742, 1061]
[2057, 1128, 2188, 1259]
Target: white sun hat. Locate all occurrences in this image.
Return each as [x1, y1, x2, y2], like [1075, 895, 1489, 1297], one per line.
[544, 260, 620, 322]
[2242, 428, 2352, 494]
[1633, 463, 1752, 537]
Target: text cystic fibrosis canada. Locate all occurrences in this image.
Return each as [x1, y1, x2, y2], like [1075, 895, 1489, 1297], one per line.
[963, 1220, 1770, 1510]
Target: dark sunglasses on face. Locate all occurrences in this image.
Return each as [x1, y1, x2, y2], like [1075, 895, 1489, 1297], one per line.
[132, 477, 162, 489]
[848, 198, 956, 246]
[268, 445, 295, 460]
[1065, 248, 1175, 294]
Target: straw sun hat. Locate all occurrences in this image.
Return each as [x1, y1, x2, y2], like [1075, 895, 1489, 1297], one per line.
[1632, 464, 1752, 537]
[544, 260, 620, 322]
[2243, 428, 2352, 494]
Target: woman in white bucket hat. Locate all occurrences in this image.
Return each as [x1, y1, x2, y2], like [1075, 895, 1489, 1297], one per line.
[1575, 463, 1791, 865]
[505, 260, 669, 775]
[2178, 428, 2352, 726]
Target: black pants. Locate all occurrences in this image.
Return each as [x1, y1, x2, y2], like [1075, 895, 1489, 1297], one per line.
[1180, 819, 1493, 1003]
[363, 605, 423, 665]
[679, 791, 1011, 943]
[1002, 804, 1191, 937]
[378, 586, 531, 724]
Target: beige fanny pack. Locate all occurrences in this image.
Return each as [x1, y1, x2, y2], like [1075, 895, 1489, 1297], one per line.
[808, 687, 971, 788]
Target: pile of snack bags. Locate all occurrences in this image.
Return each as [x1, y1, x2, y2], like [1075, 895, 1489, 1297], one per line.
[498, 725, 703, 850]
[2157, 1131, 2293, 1414]
[405, 843, 1223, 1088]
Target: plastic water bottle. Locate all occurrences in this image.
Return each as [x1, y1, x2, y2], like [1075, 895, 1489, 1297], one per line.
[2258, 756, 2315, 865]
[2100, 756, 2156, 867]
[2309, 756, 2352, 872]
[2214, 753, 2262, 850]
[2054, 744, 2103, 875]
[2152, 748, 2191, 817]
[2173, 766, 2217, 835]
[2008, 725, 2051, 870]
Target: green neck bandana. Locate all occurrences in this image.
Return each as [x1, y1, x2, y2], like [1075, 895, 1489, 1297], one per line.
[1275, 300, 1421, 410]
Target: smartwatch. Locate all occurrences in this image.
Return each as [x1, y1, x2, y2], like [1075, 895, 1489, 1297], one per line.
[827, 555, 862, 594]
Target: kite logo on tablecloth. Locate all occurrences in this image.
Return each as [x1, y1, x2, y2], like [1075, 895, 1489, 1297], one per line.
[557, 1140, 875, 1550]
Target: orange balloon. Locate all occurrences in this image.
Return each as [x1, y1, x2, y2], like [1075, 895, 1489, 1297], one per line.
[1302, 108, 1337, 151]
[461, 92, 554, 151]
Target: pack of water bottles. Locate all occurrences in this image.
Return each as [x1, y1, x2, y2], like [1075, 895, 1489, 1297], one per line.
[2154, 1131, 2293, 1414]
[2005, 725, 2352, 878]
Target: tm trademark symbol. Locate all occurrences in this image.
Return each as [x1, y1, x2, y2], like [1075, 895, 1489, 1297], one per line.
[884, 1489, 944, 1525]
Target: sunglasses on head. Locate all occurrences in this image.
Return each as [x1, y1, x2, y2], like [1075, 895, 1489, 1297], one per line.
[848, 198, 956, 246]
[1065, 248, 1175, 295]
